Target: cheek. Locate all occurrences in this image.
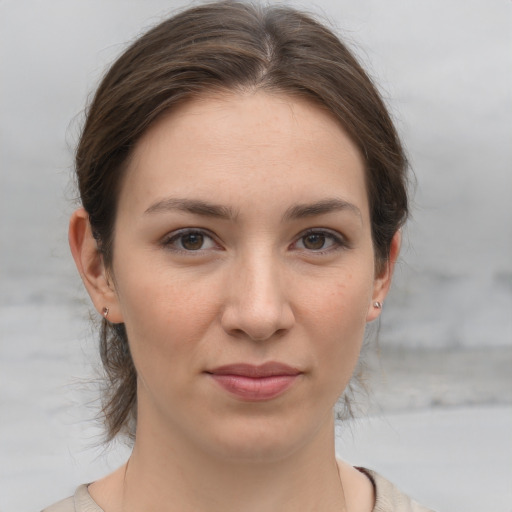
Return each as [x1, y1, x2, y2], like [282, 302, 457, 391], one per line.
[304, 271, 373, 330]
[113, 266, 220, 375]
[300, 272, 373, 381]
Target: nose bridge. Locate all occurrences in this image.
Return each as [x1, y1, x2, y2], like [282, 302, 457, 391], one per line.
[221, 246, 294, 340]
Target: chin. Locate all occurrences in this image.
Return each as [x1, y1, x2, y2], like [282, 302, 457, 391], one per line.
[196, 407, 334, 464]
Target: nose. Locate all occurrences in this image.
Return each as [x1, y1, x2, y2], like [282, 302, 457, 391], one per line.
[220, 252, 295, 342]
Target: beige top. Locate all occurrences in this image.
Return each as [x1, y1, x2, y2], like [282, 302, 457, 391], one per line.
[41, 468, 435, 512]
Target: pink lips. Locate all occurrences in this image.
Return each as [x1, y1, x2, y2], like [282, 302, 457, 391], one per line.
[207, 363, 302, 401]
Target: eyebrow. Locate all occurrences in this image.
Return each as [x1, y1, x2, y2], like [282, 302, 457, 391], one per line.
[144, 197, 361, 222]
[283, 198, 362, 221]
[144, 198, 238, 220]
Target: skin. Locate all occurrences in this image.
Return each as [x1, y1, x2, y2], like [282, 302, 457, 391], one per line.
[70, 91, 400, 512]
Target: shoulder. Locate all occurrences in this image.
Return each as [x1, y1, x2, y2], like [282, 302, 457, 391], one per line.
[357, 468, 436, 512]
[41, 484, 104, 512]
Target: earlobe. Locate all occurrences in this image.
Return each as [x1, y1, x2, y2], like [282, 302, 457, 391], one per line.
[366, 230, 401, 323]
[68, 208, 123, 323]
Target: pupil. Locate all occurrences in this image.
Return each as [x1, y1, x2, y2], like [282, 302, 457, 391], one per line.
[304, 233, 325, 250]
[182, 233, 203, 250]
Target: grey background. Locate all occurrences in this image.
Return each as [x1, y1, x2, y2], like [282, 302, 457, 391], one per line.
[1, 1, 511, 511]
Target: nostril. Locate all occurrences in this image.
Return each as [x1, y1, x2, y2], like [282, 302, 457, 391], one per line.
[221, 303, 295, 342]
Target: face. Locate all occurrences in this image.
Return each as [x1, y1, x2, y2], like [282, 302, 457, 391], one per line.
[93, 92, 393, 461]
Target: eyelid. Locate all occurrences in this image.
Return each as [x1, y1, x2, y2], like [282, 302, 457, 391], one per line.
[292, 228, 349, 253]
[160, 227, 348, 254]
[160, 227, 222, 252]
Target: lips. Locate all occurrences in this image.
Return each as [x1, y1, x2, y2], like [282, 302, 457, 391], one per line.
[206, 362, 302, 401]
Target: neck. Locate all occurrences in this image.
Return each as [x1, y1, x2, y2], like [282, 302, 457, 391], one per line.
[119, 411, 345, 512]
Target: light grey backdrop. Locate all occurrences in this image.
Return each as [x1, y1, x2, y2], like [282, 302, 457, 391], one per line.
[1, 1, 511, 511]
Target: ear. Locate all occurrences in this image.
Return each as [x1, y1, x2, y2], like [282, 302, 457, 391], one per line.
[366, 230, 401, 323]
[68, 208, 124, 323]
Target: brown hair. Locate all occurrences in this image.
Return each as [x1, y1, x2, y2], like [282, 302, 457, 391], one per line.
[75, 0, 408, 441]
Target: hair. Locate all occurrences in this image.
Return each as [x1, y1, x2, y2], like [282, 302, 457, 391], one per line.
[75, 0, 408, 441]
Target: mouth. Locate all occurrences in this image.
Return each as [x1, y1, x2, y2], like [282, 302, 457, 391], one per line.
[205, 362, 302, 401]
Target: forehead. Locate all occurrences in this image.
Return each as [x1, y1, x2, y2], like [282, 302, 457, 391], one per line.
[121, 91, 368, 219]
[133, 90, 361, 161]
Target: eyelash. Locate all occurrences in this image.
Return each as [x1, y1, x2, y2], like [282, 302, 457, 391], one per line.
[161, 228, 348, 255]
[161, 229, 220, 253]
[292, 229, 348, 254]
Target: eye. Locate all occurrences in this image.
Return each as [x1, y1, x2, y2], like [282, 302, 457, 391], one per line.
[293, 229, 345, 252]
[162, 229, 218, 252]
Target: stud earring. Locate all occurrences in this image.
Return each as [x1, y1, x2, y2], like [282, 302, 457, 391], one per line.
[102, 307, 109, 318]
[373, 301, 382, 309]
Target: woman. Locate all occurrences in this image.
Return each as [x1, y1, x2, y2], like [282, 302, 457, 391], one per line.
[44, 2, 433, 511]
